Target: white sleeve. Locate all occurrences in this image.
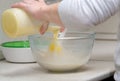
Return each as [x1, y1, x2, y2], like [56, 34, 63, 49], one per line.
[58, 0, 120, 31]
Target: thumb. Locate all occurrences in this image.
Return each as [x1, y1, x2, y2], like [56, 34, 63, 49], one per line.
[40, 21, 49, 35]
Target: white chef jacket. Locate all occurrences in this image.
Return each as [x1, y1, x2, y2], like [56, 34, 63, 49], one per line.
[58, 0, 120, 31]
[58, 0, 120, 81]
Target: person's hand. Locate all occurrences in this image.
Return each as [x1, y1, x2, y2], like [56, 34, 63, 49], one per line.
[11, 0, 64, 34]
[11, 0, 50, 34]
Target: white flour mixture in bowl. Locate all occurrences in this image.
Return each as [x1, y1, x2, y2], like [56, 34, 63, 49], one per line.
[34, 50, 90, 71]
[29, 32, 95, 72]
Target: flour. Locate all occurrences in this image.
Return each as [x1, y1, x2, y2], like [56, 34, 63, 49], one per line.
[33, 50, 89, 71]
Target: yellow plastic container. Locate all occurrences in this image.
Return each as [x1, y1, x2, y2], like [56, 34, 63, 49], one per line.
[2, 8, 60, 38]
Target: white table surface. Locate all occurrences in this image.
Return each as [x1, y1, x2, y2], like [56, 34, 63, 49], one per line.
[0, 60, 115, 81]
[0, 40, 117, 81]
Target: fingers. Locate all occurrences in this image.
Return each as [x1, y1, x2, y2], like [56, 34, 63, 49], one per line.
[11, 2, 26, 9]
[11, 2, 30, 14]
[38, 0, 46, 4]
[38, 0, 44, 2]
[23, 0, 34, 2]
[40, 22, 49, 35]
[23, 0, 44, 3]
[23, 0, 34, 4]
[11, 0, 34, 8]
[40, 22, 65, 35]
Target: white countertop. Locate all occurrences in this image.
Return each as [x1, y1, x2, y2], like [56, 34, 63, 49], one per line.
[0, 40, 117, 81]
[0, 60, 115, 81]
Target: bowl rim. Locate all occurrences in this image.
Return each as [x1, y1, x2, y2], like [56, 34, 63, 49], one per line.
[28, 32, 95, 40]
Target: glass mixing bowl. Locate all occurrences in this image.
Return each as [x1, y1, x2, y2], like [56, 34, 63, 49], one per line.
[28, 32, 95, 72]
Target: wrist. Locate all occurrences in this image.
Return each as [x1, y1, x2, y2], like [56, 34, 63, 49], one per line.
[44, 3, 64, 27]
